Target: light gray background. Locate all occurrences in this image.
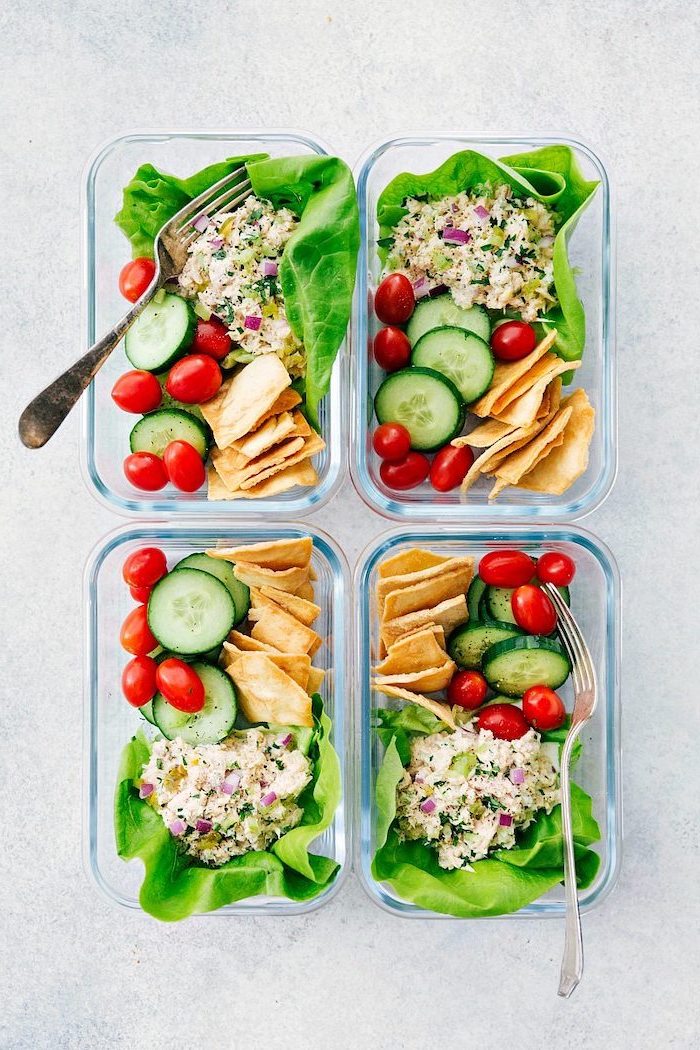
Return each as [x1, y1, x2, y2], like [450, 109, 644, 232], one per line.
[2, 1, 699, 1047]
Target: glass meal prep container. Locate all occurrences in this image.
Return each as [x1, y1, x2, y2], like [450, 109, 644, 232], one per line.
[350, 134, 616, 521]
[81, 130, 345, 516]
[354, 525, 621, 919]
[83, 522, 351, 916]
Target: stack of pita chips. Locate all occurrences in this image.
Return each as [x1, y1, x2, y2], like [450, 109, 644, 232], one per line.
[201, 355, 325, 500]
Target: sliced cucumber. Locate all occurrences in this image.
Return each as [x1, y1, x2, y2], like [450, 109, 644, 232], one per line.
[148, 568, 235, 655]
[152, 663, 237, 745]
[484, 586, 518, 625]
[129, 408, 209, 459]
[175, 553, 250, 626]
[406, 295, 490, 346]
[482, 636, 571, 698]
[411, 327, 494, 404]
[139, 699, 156, 725]
[374, 367, 465, 451]
[448, 622, 523, 670]
[125, 293, 196, 371]
[156, 372, 206, 423]
[467, 576, 488, 623]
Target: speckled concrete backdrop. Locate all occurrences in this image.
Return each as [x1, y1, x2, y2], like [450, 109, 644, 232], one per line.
[2, 1, 699, 1047]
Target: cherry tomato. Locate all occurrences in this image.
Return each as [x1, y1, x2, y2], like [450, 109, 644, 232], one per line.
[373, 326, 411, 371]
[511, 583, 557, 635]
[163, 440, 206, 492]
[448, 670, 488, 709]
[122, 655, 158, 708]
[165, 354, 222, 404]
[380, 452, 430, 490]
[111, 370, 162, 414]
[429, 444, 474, 492]
[129, 584, 152, 603]
[373, 422, 411, 461]
[536, 552, 576, 587]
[479, 550, 536, 588]
[123, 452, 168, 491]
[122, 547, 168, 589]
[477, 703, 530, 741]
[120, 604, 158, 656]
[156, 659, 205, 714]
[374, 274, 415, 325]
[490, 320, 537, 362]
[522, 686, 566, 731]
[118, 258, 156, 302]
[191, 317, 232, 361]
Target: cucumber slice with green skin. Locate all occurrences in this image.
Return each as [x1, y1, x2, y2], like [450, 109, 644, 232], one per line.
[467, 576, 488, 623]
[175, 554, 250, 626]
[411, 327, 495, 404]
[125, 293, 196, 371]
[482, 694, 520, 707]
[129, 409, 209, 459]
[482, 636, 571, 698]
[406, 295, 490, 346]
[156, 372, 206, 423]
[152, 663, 237, 745]
[147, 568, 235, 656]
[139, 699, 156, 725]
[448, 622, 523, 670]
[485, 586, 518, 625]
[374, 367, 466, 452]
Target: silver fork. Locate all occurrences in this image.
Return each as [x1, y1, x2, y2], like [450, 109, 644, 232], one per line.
[18, 166, 252, 449]
[543, 582, 598, 999]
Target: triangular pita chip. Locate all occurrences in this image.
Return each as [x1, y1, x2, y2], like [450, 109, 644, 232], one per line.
[251, 603, 322, 657]
[207, 538, 312, 570]
[517, 389, 595, 495]
[377, 548, 450, 579]
[226, 630, 282, 655]
[382, 594, 468, 649]
[493, 359, 580, 427]
[211, 435, 306, 491]
[257, 586, 321, 626]
[489, 406, 574, 485]
[470, 330, 557, 418]
[373, 625, 448, 677]
[199, 354, 291, 448]
[306, 667, 325, 695]
[373, 684, 456, 730]
[226, 653, 313, 726]
[453, 418, 516, 448]
[374, 658, 456, 693]
[460, 419, 544, 493]
[229, 412, 297, 460]
[381, 561, 474, 622]
[233, 562, 309, 594]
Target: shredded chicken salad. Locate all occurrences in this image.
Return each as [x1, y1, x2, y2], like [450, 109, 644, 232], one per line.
[395, 723, 560, 870]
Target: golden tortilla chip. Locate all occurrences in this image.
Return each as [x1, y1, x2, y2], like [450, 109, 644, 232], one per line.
[226, 630, 282, 655]
[208, 538, 312, 570]
[493, 359, 580, 427]
[382, 594, 468, 650]
[373, 625, 448, 676]
[377, 548, 450, 579]
[470, 330, 557, 417]
[251, 603, 322, 656]
[453, 418, 516, 448]
[200, 355, 291, 448]
[248, 389, 302, 432]
[517, 389, 596, 495]
[230, 412, 297, 459]
[374, 658, 456, 694]
[489, 405, 574, 486]
[226, 653, 313, 727]
[258, 586, 321, 626]
[234, 562, 310, 594]
[373, 684, 456, 730]
[382, 561, 474, 622]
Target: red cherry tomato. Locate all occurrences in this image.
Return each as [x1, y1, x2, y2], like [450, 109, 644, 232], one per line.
[429, 444, 474, 492]
[129, 584, 152, 603]
[118, 258, 156, 303]
[536, 552, 576, 587]
[448, 669, 488, 709]
[511, 584, 557, 635]
[165, 354, 222, 404]
[490, 320, 537, 362]
[123, 452, 168, 491]
[373, 422, 411, 461]
[120, 604, 158, 656]
[373, 326, 411, 371]
[122, 547, 168, 589]
[479, 550, 536, 588]
[191, 317, 232, 361]
[380, 452, 430, 490]
[374, 274, 415, 325]
[122, 655, 158, 707]
[111, 370, 162, 414]
[522, 685, 566, 731]
[156, 659, 205, 713]
[477, 703, 531, 741]
[162, 440, 206, 492]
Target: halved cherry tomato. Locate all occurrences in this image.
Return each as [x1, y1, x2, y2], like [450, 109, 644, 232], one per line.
[511, 584, 557, 635]
[163, 440, 206, 492]
[155, 659, 205, 713]
[374, 274, 415, 325]
[536, 552, 576, 587]
[522, 685, 566, 731]
[191, 317, 232, 361]
[490, 320, 537, 362]
[373, 326, 411, 371]
[111, 370, 162, 414]
[380, 452, 430, 490]
[120, 604, 158, 656]
[429, 444, 474, 492]
[129, 584, 152, 603]
[165, 354, 222, 404]
[479, 550, 536, 588]
[123, 452, 168, 491]
[373, 422, 411, 461]
[122, 547, 168, 589]
[448, 669, 488, 709]
[122, 655, 158, 707]
[477, 703, 530, 740]
[118, 258, 156, 303]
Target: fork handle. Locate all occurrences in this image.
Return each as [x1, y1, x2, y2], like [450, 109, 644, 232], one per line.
[558, 728, 584, 998]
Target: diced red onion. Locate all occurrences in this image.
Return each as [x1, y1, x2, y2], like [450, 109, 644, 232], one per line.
[191, 213, 209, 233]
[244, 315, 262, 331]
[169, 819, 186, 836]
[195, 819, 213, 834]
[138, 783, 154, 799]
[276, 733, 292, 748]
[442, 227, 471, 245]
[510, 768, 525, 785]
[262, 259, 278, 277]
[412, 278, 431, 299]
[209, 237, 224, 249]
[261, 791, 277, 807]
[420, 798, 436, 814]
[221, 772, 241, 794]
[428, 284, 448, 298]
[499, 813, 513, 827]
[474, 205, 490, 220]
[414, 773, 425, 784]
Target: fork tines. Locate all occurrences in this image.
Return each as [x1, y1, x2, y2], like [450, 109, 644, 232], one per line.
[545, 585, 594, 693]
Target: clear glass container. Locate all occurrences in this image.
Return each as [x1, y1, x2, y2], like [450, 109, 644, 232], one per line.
[350, 135, 616, 521]
[81, 130, 345, 516]
[84, 521, 350, 915]
[354, 524, 621, 918]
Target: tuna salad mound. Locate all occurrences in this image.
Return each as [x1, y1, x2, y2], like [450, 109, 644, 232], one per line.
[395, 723, 559, 870]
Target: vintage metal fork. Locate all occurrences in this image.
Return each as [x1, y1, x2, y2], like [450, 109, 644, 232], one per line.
[543, 583, 598, 999]
[18, 166, 252, 449]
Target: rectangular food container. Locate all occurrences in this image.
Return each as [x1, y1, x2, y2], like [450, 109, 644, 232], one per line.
[81, 130, 345, 516]
[355, 525, 621, 918]
[351, 134, 616, 521]
[84, 521, 350, 916]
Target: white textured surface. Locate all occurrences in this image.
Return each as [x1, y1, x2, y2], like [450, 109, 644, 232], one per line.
[2, 1, 700, 1047]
